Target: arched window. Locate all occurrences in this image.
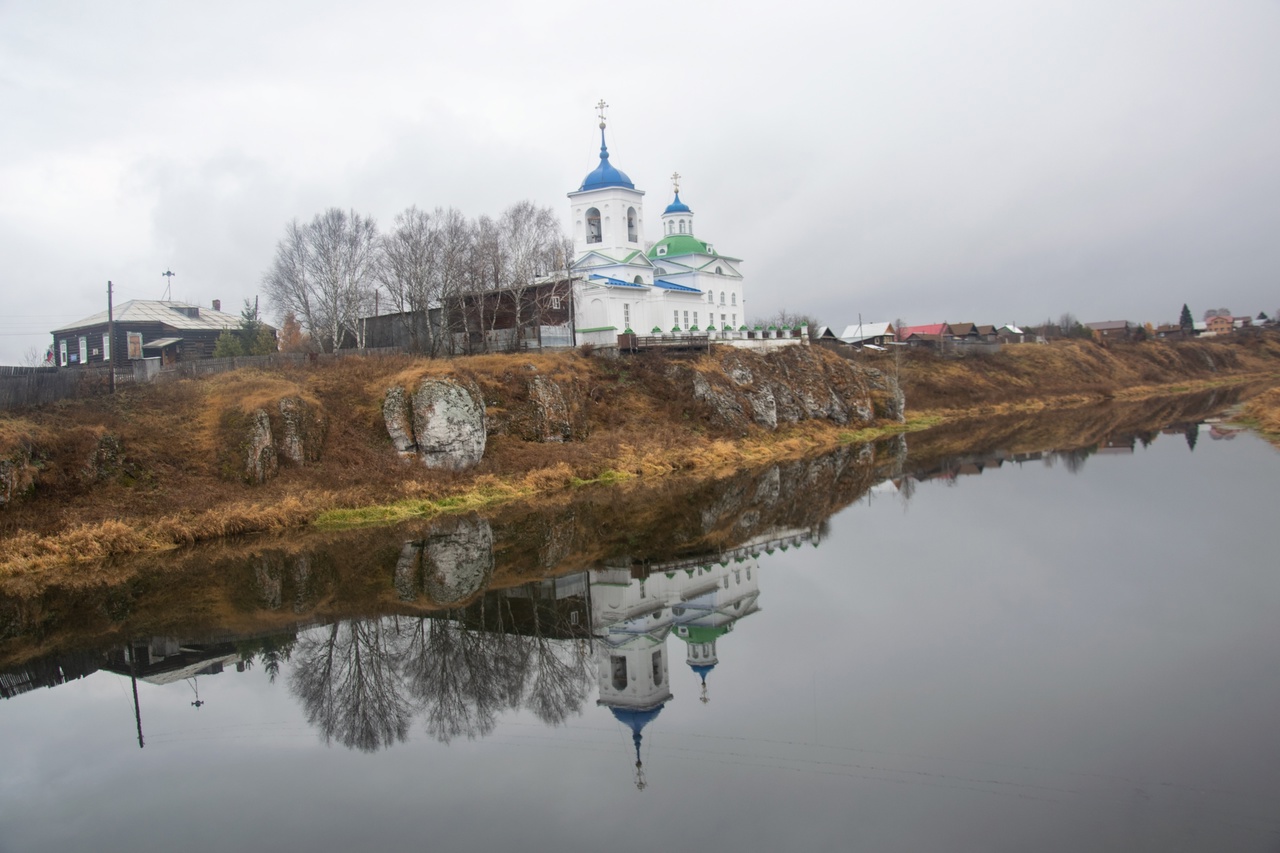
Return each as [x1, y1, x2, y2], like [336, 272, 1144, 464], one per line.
[611, 656, 628, 690]
[715, 266, 723, 275]
[652, 651, 663, 685]
[627, 207, 638, 243]
[720, 291, 726, 305]
[679, 219, 686, 234]
[633, 275, 643, 284]
[585, 208, 601, 244]
[708, 292, 714, 304]
[731, 292, 737, 306]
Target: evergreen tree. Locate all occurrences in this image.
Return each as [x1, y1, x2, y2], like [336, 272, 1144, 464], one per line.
[1179, 304, 1194, 329]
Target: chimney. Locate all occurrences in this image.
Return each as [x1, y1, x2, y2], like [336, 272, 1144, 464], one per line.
[212, 299, 221, 312]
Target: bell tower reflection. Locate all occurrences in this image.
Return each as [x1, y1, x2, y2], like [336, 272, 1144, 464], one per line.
[591, 528, 802, 786]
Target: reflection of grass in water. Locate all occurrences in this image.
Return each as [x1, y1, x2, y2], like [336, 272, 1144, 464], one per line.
[839, 416, 941, 445]
[1237, 388, 1280, 448]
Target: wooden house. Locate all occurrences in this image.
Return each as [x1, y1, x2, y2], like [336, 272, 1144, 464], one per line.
[50, 300, 256, 369]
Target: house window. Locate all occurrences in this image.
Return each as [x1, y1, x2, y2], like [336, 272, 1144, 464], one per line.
[78, 336, 88, 364]
[550, 296, 561, 310]
[58, 339, 68, 366]
[611, 657, 628, 690]
[585, 208, 602, 244]
[102, 333, 110, 362]
[624, 304, 631, 328]
[127, 332, 143, 359]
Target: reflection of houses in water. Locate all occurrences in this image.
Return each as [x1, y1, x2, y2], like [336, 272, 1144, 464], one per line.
[0, 651, 101, 699]
[102, 638, 244, 685]
[591, 529, 798, 788]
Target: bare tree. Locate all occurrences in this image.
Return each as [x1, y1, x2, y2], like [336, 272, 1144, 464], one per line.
[262, 220, 318, 350]
[263, 208, 379, 351]
[379, 206, 442, 355]
[498, 200, 564, 349]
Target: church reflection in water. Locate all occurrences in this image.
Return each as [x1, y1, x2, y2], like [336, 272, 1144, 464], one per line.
[0, 524, 812, 786]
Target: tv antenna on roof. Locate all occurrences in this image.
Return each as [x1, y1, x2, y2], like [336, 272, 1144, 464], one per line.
[162, 269, 175, 300]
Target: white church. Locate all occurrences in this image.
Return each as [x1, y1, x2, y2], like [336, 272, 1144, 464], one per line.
[569, 103, 749, 346]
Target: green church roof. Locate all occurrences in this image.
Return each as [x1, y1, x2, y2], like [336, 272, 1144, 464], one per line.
[678, 625, 730, 645]
[646, 234, 718, 260]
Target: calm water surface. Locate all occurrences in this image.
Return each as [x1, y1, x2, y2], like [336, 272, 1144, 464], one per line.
[2, 406, 1278, 852]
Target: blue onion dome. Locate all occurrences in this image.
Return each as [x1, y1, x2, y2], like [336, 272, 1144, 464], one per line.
[664, 191, 691, 215]
[580, 126, 634, 191]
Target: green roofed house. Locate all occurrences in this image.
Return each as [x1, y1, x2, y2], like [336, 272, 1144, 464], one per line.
[568, 103, 747, 346]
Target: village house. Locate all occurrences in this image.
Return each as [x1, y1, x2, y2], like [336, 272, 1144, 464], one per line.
[50, 299, 260, 369]
[1086, 320, 1133, 340]
[839, 322, 895, 348]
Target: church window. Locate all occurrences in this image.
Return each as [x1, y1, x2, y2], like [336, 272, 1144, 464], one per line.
[679, 220, 686, 234]
[627, 207, 638, 242]
[585, 208, 602, 244]
[623, 304, 630, 328]
[731, 292, 737, 306]
[693, 311, 698, 327]
[652, 651, 663, 685]
[611, 657, 628, 690]
[716, 266, 723, 275]
[657, 246, 667, 256]
[674, 310, 679, 327]
[721, 313, 726, 326]
[683, 311, 689, 328]
[708, 292, 714, 304]
[732, 313, 736, 326]
[720, 291, 726, 305]
[633, 275, 643, 284]
[656, 267, 667, 275]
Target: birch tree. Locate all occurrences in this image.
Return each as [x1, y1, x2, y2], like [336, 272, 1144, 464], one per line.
[379, 206, 442, 354]
[263, 208, 379, 351]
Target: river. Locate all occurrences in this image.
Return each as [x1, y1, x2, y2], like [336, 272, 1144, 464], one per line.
[2, 393, 1278, 851]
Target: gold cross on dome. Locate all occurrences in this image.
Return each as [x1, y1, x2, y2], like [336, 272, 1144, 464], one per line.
[671, 171, 681, 193]
[596, 99, 609, 126]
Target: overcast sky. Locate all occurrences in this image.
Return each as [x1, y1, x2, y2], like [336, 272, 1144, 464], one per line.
[2, 0, 1278, 361]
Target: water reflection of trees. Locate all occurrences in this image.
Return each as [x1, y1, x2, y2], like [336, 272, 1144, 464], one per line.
[289, 609, 592, 751]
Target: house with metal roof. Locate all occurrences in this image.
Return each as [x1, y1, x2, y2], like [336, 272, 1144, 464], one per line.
[50, 299, 263, 368]
[567, 105, 747, 345]
[839, 321, 895, 346]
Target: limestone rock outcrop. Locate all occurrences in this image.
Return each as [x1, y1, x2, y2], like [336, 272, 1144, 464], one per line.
[0, 448, 36, 509]
[383, 377, 487, 469]
[277, 396, 327, 466]
[243, 409, 279, 485]
[680, 346, 905, 434]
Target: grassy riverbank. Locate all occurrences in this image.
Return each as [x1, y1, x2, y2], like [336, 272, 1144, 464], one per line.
[2, 335, 1278, 577]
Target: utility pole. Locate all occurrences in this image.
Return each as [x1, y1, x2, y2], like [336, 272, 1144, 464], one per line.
[107, 280, 115, 394]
